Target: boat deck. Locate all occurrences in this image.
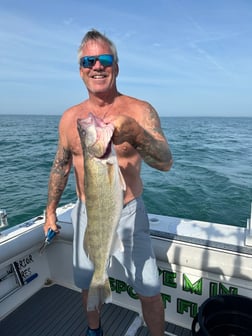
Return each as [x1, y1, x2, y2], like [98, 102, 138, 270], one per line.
[1, 284, 192, 336]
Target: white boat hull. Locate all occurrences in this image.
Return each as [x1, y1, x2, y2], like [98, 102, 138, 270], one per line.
[1, 202, 252, 331]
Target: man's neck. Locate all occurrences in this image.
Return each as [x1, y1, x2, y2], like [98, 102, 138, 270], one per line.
[87, 91, 121, 119]
[88, 87, 120, 106]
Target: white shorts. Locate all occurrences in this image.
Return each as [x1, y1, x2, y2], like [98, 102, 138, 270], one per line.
[71, 197, 160, 296]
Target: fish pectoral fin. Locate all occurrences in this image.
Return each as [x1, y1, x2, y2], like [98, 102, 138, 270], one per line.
[83, 231, 93, 262]
[118, 166, 126, 191]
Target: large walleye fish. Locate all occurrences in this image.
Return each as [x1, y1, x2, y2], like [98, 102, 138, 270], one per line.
[77, 112, 125, 311]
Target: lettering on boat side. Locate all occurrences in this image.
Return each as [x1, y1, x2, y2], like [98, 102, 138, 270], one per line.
[0, 254, 38, 301]
[109, 267, 240, 318]
[109, 277, 138, 299]
[15, 254, 34, 281]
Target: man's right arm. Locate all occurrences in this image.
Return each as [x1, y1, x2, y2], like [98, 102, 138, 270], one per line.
[44, 134, 72, 234]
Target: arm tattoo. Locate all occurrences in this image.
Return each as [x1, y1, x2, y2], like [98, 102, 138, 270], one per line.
[134, 130, 170, 167]
[47, 146, 72, 206]
[134, 106, 172, 170]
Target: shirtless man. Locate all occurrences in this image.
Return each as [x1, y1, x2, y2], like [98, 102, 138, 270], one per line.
[44, 29, 173, 336]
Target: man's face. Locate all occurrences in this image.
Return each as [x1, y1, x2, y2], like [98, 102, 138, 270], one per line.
[79, 40, 118, 96]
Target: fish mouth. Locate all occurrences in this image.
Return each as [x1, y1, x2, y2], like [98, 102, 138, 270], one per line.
[77, 113, 114, 158]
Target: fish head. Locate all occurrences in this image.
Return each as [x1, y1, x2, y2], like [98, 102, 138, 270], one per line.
[77, 113, 115, 158]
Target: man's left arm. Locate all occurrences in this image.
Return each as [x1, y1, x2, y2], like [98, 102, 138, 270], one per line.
[133, 104, 173, 171]
[110, 104, 173, 171]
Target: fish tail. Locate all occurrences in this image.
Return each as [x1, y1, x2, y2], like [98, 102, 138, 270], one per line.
[87, 278, 112, 311]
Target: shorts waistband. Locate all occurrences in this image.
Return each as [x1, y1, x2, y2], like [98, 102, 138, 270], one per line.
[76, 196, 143, 208]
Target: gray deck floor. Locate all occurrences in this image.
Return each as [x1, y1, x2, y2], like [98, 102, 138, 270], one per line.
[1, 285, 192, 336]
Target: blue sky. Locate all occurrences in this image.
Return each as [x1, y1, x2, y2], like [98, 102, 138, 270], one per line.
[0, 0, 252, 117]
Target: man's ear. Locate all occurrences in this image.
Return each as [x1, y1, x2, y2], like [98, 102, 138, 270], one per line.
[115, 63, 119, 77]
[79, 67, 83, 78]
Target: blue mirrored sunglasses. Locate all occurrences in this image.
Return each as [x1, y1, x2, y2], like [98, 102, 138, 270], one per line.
[80, 54, 114, 68]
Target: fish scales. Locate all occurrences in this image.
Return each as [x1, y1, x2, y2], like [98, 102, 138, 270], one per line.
[77, 113, 125, 311]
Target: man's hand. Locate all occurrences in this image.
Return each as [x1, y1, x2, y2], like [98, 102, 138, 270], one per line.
[43, 212, 60, 236]
[104, 115, 141, 146]
[104, 109, 172, 171]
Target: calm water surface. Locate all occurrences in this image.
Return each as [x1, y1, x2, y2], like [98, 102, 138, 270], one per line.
[0, 115, 251, 228]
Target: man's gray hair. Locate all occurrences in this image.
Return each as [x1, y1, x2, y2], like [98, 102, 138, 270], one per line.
[78, 29, 118, 64]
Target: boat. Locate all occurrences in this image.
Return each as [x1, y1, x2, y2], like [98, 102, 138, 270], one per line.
[1, 203, 252, 335]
